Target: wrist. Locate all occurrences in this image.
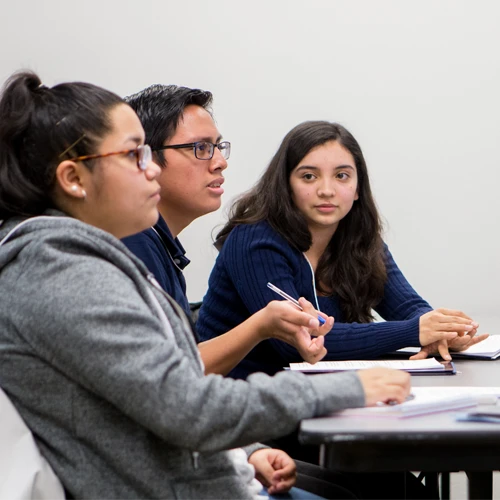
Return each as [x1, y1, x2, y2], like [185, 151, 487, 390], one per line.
[252, 307, 271, 341]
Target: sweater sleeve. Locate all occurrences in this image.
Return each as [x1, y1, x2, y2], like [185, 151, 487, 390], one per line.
[317, 247, 433, 360]
[7, 234, 365, 453]
[222, 224, 428, 361]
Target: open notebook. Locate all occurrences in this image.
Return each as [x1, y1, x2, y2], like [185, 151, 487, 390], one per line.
[288, 358, 454, 374]
[397, 335, 500, 360]
[330, 386, 496, 419]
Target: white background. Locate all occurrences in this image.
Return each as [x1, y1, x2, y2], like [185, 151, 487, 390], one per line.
[1, 0, 499, 332]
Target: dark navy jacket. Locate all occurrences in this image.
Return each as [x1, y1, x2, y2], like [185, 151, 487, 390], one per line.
[122, 215, 191, 317]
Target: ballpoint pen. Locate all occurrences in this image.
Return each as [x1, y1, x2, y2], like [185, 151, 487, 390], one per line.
[267, 282, 326, 325]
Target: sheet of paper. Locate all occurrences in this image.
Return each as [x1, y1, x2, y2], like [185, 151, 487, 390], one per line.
[289, 358, 444, 372]
[333, 388, 478, 419]
[412, 386, 500, 404]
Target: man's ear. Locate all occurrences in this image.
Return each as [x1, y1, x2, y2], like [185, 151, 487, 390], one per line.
[55, 160, 87, 199]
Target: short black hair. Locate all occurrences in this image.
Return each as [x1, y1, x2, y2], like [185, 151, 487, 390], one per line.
[125, 84, 213, 167]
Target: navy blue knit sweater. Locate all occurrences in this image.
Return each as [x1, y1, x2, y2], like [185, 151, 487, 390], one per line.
[197, 220, 432, 379]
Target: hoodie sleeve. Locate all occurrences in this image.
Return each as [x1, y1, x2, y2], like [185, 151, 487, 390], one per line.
[2, 232, 365, 453]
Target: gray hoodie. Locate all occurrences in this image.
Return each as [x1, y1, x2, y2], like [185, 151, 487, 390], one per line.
[0, 212, 365, 499]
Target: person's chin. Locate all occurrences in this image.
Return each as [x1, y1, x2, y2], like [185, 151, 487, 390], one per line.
[139, 208, 160, 232]
[200, 200, 222, 216]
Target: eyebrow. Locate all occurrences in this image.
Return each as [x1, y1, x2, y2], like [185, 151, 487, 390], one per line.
[126, 136, 144, 147]
[295, 164, 355, 172]
[189, 135, 223, 143]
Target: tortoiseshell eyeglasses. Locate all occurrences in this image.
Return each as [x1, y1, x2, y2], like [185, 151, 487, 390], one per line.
[66, 144, 152, 171]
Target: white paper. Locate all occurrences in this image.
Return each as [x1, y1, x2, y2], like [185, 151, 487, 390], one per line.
[412, 386, 500, 405]
[333, 390, 477, 419]
[289, 358, 444, 372]
[0, 388, 64, 499]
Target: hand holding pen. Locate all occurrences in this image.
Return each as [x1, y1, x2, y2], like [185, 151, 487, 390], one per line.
[256, 289, 333, 364]
[267, 282, 327, 326]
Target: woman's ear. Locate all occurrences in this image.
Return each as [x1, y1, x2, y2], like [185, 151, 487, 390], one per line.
[55, 160, 87, 199]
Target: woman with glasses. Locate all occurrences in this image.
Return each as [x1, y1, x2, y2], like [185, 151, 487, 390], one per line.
[122, 84, 332, 377]
[0, 71, 413, 499]
[197, 120, 488, 380]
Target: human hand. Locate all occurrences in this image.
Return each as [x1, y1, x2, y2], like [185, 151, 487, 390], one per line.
[410, 331, 490, 360]
[357, 367, 411, 406]
[419, 308, 478, 345]
[418, 309, 479, 360]
[260, 299, 333, 364]
[248, 448, 297, 495]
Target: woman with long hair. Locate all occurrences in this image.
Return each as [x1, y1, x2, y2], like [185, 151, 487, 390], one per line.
[197, 121, 487, 379]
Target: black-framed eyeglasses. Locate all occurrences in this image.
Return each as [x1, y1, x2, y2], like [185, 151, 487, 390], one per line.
[154, 141, 231, 160]
[66, 144, 152, 171]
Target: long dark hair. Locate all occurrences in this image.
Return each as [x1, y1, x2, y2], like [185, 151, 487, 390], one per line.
[216, 121, 387, 323]
[0, 71, 123, 219]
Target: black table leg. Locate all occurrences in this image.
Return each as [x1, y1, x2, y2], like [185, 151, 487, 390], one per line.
[467, 471, 492, 500]
[441, 472, 450, 500]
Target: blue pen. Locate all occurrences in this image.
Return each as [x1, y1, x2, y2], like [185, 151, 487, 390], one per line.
[267, 282, 326, 325]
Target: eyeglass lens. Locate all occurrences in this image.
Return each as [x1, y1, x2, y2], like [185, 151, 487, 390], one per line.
[194, 142, 231, 160]
[138, 145, 152, 170]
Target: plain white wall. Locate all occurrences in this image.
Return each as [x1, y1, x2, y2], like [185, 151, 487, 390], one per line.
[1, 0, 499, 332]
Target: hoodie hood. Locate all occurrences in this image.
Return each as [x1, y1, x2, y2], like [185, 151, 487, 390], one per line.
[0, 211, 149, 276]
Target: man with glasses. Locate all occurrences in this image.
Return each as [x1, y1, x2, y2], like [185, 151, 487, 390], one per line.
[122, 85, 227, 316]
[122, 85, 330, 372]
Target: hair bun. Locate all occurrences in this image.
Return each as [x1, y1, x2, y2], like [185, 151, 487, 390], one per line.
[20, 72, 43, 92]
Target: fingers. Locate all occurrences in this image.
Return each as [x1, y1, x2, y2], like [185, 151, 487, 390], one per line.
[297, 297, 334, 336]
[435, 308, 478, 326]
[268, 475, 296, 494]
[450, 333, 489, 352]
[296, 332, 327, 364]
[251, 449, 296, 495]
[423, 331, 458, 343]
[269, 455, 296, 494]
[420, 309, 479, 346]
[409, 349, 429, 360]
[436, 339, 452, 361]
[247, 450, 275, 487]
[276, 300, 320, 329]
[357, 368, 411, 406]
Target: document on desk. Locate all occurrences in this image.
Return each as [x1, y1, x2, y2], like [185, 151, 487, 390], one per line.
[288, 358, 447, 373]
[333, 388, 479, 419]
[411, 386, 500, 405]
[396, 335, 500, 360]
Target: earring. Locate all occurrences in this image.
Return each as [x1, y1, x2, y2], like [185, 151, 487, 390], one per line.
[70, 185, 78, 192]
[81, 189, 87, 199]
